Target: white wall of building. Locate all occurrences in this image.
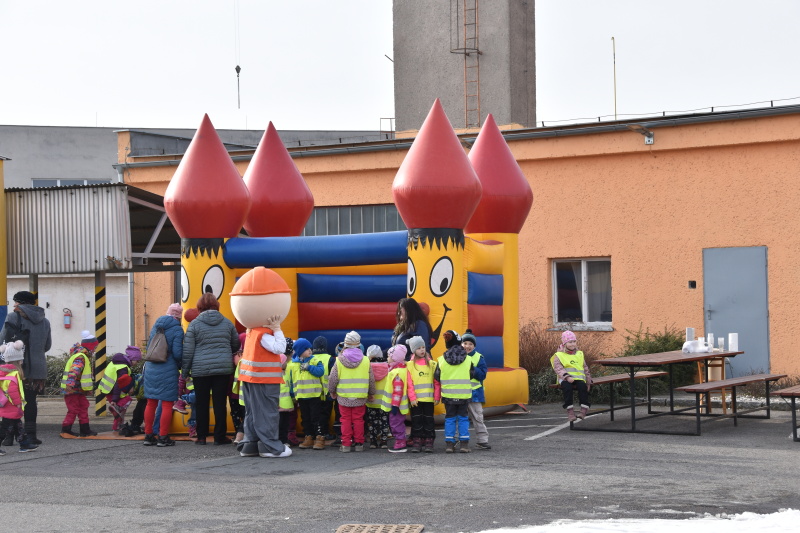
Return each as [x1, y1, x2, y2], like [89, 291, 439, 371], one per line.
[6, 273, 131, 356]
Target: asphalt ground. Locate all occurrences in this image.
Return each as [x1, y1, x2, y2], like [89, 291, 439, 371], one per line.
[2, 397, 799, 532]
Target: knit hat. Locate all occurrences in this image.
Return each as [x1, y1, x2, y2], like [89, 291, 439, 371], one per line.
[461, 330, 477, 346]
[81, 330, 94, 341]
[387, 344, 407, 364]
[312, 336, 328, 354]
[293, 338, 312, 358]
[443, 330, 461, 349]
[80, 331, 99, 353]
[366, 345, 383, 360]
[344, 331, 361, 347]
[69, 343, 88, 356]
[166, 303, 183, 319]
[284, 338, 294, 356]
[125, 345, 143, 363]
[407, 336, 426, 353]
[12, 291, 36, 305]
[562, 330, 577, 344]
[184, 308, 199, 323]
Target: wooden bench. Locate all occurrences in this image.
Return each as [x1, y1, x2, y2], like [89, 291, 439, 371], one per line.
[771, 384, 800, 442]
[674, 373, 787, 435]
[550, 371, 668, 422]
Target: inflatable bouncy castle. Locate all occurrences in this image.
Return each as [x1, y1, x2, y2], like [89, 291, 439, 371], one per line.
[163, 100, 533, 429]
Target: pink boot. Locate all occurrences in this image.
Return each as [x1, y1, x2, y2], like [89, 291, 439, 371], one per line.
[578, 405, 589, 419]
[389, 439, 407, 453]
[566, 407, 577, 422]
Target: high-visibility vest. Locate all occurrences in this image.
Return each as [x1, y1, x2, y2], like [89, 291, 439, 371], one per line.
[315, 353, 332, 392]
[291, 356, 324, 399]
[334, 358, 370, 399]
[232, 360, 245, 407]
[0, 370, 25, 407]
[366, 363, 389, 409]
[238, 328, 284, 384]
[61, 353, 93, 393]
[468, 352, 484, 391]
[98, 361, 129, 398]
[279, 362, 297, 409]
[406, 359, 436, 403]
[437, 357, 473, 399]
[379, 366, 409, 414]
[551, 351, 586, 383]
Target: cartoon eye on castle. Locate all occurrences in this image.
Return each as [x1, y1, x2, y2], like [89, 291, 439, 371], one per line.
[164, 100, 533, 410]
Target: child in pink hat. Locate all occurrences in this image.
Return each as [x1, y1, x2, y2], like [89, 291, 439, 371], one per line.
[550, 331, 593, 422]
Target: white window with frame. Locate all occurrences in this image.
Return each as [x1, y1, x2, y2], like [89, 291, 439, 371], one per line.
[552, 258, 612, 328]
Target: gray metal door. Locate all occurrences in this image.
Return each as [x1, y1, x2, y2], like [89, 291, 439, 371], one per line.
[703, 246, 769, 376]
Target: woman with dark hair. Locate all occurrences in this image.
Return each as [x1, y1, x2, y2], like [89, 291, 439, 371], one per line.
[182, 293, 240, 445]
[391, 297, 433, 359]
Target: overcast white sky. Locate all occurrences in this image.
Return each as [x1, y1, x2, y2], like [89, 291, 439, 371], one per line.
[1, 1, 798, 131]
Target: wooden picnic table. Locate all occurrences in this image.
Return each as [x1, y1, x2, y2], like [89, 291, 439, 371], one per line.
[584, 350, 744, 435]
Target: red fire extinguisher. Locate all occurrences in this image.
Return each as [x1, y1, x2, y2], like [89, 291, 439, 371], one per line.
[63, 308, 73, 329]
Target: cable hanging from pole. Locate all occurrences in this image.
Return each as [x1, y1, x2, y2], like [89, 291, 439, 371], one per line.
[234, 0, 242, 109]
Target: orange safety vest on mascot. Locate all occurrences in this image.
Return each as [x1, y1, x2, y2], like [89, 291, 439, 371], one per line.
[238, 327, 285, 384]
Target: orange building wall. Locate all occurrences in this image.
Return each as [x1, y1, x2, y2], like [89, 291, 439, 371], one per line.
[121, 112, 800, 377]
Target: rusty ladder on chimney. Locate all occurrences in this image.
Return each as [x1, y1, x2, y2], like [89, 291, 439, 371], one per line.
[450, 0, 481, 129]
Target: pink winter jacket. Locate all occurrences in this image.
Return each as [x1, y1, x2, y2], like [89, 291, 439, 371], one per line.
[0, 364, 24, 419]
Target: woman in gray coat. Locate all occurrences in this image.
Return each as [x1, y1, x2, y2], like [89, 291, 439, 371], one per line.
[182, 293, 239, 445]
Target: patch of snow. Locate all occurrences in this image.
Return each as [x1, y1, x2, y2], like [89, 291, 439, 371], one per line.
[478, 509, 800, 533]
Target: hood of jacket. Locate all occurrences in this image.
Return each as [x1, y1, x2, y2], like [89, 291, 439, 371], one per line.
[112, 352, 133, 366]
[0, 363, 18, 376]
[370, 361, 389, 381]
[339, 347, 365, 368]
[443, 345, 468, 365]
[15, 304, 46, 325]
[195, 309, 225, 327]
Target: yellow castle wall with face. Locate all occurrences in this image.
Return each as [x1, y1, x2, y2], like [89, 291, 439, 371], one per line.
[181, 239, 236, 326]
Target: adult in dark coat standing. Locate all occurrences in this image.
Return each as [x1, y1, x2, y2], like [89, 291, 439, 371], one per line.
[142, 303, 184, 447]
[182, 293, 240, 445]
[0, 291, 52, 445]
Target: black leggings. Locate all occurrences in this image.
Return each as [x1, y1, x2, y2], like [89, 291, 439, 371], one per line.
[409, 401, 435, 439]
[193, 374, 231, 442]
[560, 379, 590, 409]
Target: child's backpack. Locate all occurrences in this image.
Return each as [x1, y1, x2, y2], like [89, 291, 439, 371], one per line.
[144, 327, 169, 363]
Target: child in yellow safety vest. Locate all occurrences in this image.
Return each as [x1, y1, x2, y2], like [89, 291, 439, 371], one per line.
[406, 336, 440, 453]
[289, 338, 326, 450]
[365, 345, 391, 449]
[0, 360, 38, 453]
[60, 342, 98, 437]
[327, 331, 376, 452]
[381, 344, 410, 453]
[550, 330, 592, 422]
[434, 339, 475, 453]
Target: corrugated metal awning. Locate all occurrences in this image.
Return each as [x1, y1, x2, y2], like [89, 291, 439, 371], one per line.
[4, 183, 180, 275]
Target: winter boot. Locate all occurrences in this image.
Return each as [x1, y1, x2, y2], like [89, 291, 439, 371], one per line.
[578, 405, 590, 419]
[142, 433, 157, 446]
[339, 445, 352, 453]
[354, 443, 365, 452]
[157, 435, 176, 447]
[172, 399, 189, 414]
[288, 430, 301, 446]
[445, 441, 456, 453]
[312, 435, 326, 450]
[28, 434, 42, 445]
[389, 439, 407, 453]
[18, 440, 39, 453]
[409, 437, 422, 453]
[2, 434, 13, 446]
[79, 423, 98, 437]
[459, 440, 471, 453]
[422, 437, 435, 453]
[566, 407, 577, 422]
[298, 435, 315, 449]
[61, 425, 77, 437]
[188, 424, 197, 439]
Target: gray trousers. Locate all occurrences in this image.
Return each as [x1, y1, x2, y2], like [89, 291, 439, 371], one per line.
[467, 401, 488, 444]
[241, 382, 283, 455]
